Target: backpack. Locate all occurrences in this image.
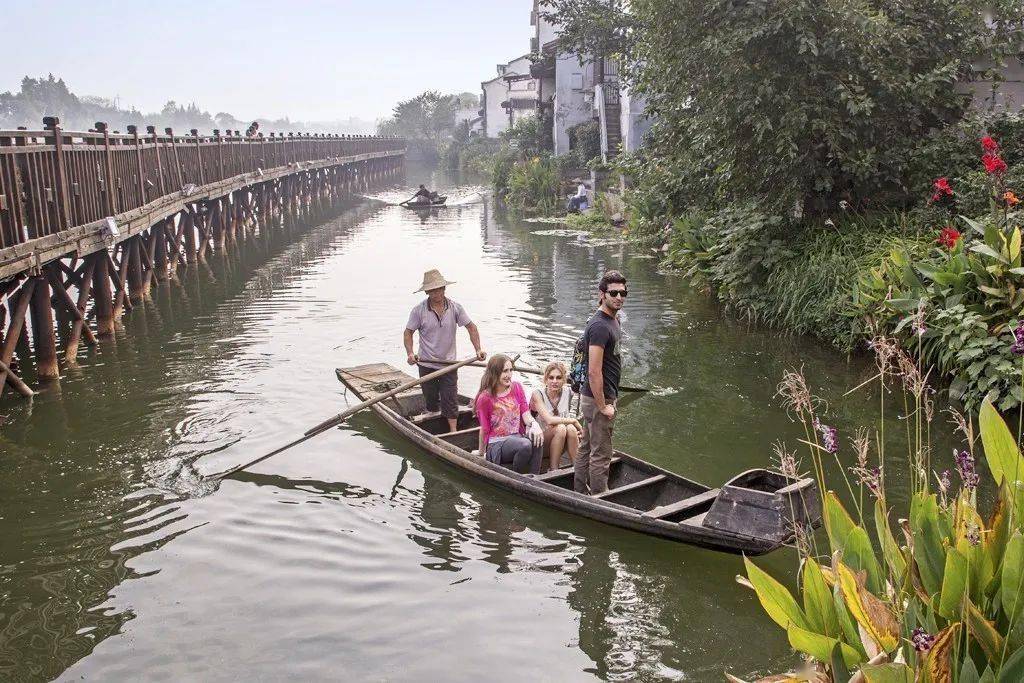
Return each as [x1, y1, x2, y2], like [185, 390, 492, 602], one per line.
[568, 333, 588, 394]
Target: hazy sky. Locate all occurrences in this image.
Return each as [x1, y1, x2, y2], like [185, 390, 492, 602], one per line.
[1, 1, 531, 123]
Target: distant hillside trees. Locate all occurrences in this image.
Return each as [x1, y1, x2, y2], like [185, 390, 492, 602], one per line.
[0, 74, 375, 135]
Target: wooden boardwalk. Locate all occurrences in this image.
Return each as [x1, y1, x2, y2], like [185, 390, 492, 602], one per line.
[0, 118, 405, 398]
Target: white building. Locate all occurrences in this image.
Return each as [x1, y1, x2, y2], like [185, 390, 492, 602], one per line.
[480, 55, 537, 139]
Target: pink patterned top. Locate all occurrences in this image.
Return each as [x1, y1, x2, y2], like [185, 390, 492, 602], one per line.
[475, 382, 530, 447]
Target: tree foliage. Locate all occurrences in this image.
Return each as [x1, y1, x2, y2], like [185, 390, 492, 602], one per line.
[0, 74, 372, 134]
[547, 0, 1024, 215]
[376, 90, 458, 144]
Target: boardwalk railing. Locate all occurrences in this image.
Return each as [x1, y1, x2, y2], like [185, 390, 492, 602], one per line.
[0, 118, 405, 250]
[0, 117, 405, 399]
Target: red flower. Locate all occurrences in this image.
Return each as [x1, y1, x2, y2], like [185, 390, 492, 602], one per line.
[933, 177, 953, 195]
[937, 226, 961, 249]
[982, 136, 999, 153]
[983, 153, 1008, 176]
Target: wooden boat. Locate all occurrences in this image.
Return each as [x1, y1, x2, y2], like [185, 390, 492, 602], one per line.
[336, 363, 821, 555]
[403, 196, 447, 209]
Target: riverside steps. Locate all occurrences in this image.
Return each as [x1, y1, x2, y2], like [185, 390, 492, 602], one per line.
[0, 118, 405, 398]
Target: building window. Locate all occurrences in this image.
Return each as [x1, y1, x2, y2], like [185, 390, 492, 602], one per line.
[571, 73, 584, 90]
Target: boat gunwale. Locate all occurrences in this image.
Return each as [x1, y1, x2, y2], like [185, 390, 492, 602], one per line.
[336, 366, 795, 555]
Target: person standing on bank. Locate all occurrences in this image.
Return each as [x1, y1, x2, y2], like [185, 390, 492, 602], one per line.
[404, 269, 486, 433]
[574, 270, 627, 495]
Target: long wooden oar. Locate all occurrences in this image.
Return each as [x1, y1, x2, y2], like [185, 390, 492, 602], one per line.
[207, 355, 481, 480]
[421, 358, 650, 393]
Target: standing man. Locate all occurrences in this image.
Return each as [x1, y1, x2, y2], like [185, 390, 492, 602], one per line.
[574, 270, 627, 495]
[404, 269, 486, 433]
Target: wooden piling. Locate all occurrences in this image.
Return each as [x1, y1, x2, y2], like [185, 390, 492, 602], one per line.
[28, 274, 59, 379]
[93, 252, 115, 337]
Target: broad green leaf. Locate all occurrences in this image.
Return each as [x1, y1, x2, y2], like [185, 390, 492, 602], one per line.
[911, 492, 950, 597]
[967, 599, 1005, 666]
[961, 655, 981, 683]
[980, 399, 1024, 490]
[1002, 532, 1024, 623]
[743, 556, 810, 631]
[986, 485, 1011, 585]
[972, 243, 1010, 264]
[1011, 227, 1021, 266]
[802, 558, 839, 637]
[824, 491, 857, 556]
[999, 646, 1024, 682]
[875, 500, 907, 583]
[861, 663, 914, 683]
[787, 623, 863, 668]
[845, 526, 884, 595]
[837, 562, 899, 653]
[922, 623, 959, 683]
[834, 582, 868, 659]
[830, 641, 852, 683]
[938, 548, 969, 620]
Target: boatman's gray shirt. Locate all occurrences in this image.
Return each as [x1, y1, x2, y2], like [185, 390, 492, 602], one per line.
[406, 298, 471, 369]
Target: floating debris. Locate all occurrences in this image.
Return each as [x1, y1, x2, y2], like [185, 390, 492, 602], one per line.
[532, 228, 588, 237]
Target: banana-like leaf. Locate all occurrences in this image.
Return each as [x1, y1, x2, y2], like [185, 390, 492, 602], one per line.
[986, 486, 1010, 587]
[999, 646, 1024, 682]
[972, 243, 1010, 264]
[837, 563, 900, 653]
[938, 548, 969, 620]
[922, 623, 960, 683]
[875, 500, 907, 583]
[834, 581, 868, 660]
[967, 599, 1005, 666]
[824, 491, 857, 555]
[846, 526, 885, 595]
[786, 622, 863, 668]
[911, 493, 950, 597]
[955, 499, 993, 601]
[1010, 227, 1021, 267]
[743, 556, 810, 631]
[1002, 532, 1024, 623]
[979, 399, 1024, 494]
[802, 558, 840, 637]
[861, 663, 914, 683]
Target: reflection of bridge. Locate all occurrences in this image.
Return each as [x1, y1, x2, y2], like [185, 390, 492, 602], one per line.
[0, 118, 405, 398]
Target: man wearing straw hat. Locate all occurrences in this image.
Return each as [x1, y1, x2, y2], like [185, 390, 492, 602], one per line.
[404, 269, 486, 433]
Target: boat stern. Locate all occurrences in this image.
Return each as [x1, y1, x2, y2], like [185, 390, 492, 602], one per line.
[701, 469, 821, 547]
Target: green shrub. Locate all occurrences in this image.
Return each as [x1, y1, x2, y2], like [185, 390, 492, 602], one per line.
[504, 154, 561, 214]
[564, 120, 601, 169]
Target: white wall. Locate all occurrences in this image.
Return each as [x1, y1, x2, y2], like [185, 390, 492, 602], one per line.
[481, 55, 535, 139]
[620, 87, 654, 153]
[553, 54, 595, 156]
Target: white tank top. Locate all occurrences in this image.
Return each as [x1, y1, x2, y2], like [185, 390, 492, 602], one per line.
[535, 386, 571, 420]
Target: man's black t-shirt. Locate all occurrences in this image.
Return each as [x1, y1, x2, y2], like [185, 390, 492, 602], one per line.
[581, 309, 621, 400]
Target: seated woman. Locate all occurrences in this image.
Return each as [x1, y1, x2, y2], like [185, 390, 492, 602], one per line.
[475, 354, 544, 474]
[530, 362, 582, 472]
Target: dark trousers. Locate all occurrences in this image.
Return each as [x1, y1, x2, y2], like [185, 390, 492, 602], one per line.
[418, 365, 459, 419]
[486, 436, 543, 474]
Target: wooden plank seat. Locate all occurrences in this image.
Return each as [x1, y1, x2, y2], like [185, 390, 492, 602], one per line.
[641, 488, 720, 520]
[438, 426, 480, 442]
[533, 456, 622, 483]
[411, 405, 474, 425]
[592, 474, 667, 500]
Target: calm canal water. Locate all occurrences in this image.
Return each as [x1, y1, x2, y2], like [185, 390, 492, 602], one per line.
[0, 168, 947, 681]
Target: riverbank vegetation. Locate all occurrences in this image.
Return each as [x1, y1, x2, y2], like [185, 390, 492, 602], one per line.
[545, 0, 1024, 410]
[739, 354, 1024, 682]
[377, 90, 478, 161]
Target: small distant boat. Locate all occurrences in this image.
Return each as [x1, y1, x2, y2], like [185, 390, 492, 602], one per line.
[336, 363, 821, 555]
[403, 196, 447, 209]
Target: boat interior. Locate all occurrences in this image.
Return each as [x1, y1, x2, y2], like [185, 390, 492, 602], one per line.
[337, 364, 813, 537]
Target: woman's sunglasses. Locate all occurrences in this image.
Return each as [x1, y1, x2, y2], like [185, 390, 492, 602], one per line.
[605, 290, 628, 298]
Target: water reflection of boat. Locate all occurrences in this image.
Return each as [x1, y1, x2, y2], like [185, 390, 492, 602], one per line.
[336, 364, 821, 555]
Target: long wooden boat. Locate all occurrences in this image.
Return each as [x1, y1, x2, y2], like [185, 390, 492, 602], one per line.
[336, 363, 821, 555]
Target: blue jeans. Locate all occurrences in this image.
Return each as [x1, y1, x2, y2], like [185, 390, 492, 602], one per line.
[486, 436, 543, 474]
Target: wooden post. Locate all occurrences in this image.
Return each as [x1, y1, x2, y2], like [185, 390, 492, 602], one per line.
[183, 208, 197, 263]
[28, 274, 59, 379]
[128, 125, 146, 204]
[154, 219, 169, 281]
[93, 251, 115, 336]
[96, 122, 119, 215]
[127, 235, 145, 303]
[147, 125, 166, 196]
[0, 279, 36, 396]
[42, 117, 73, 230]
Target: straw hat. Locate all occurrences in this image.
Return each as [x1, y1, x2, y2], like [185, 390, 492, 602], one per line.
[415, 269, 455, 293]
